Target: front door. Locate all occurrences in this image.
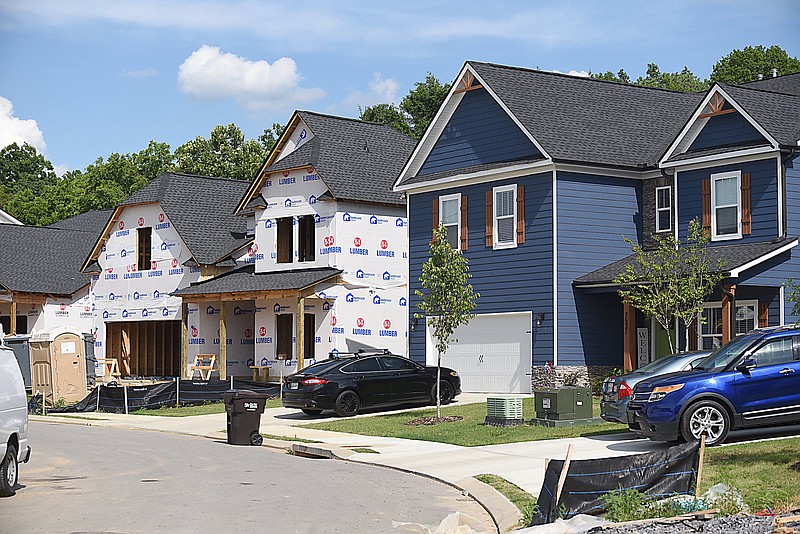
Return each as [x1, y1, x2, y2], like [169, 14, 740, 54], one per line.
[276, 314, 293, 359]
[303, 313, 315, 364]
[653, 320, 673, 359]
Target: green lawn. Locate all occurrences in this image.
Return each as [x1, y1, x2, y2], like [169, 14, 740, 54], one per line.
[130, 398, 282, 417]
[303, 398, 626, 447]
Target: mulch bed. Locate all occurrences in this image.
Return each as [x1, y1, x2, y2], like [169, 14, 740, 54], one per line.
[407, 416, 464, 426]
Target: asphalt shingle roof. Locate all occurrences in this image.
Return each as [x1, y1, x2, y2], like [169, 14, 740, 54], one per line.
[573, 238, 798, 286]
[119, 172, 250, 265]
[664, 141, 773, 163]
[743, 72, 800, 96]
[49, 209, 113, 232]
[173, 265, 341, 296]
[263, 112, 416, 206]
[0, 223, 103, 295]
[717, 83, 800, 146]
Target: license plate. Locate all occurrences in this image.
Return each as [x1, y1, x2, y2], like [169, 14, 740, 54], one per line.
[288, 382, 299, 390]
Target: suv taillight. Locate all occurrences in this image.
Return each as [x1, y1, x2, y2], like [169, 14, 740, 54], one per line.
[301, 378, 328, 386]
[618, 381, 632, 400]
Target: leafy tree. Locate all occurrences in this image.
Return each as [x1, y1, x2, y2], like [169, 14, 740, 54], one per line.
[400, 73, 451, 139]
[174, 123, 266, 181]
[615, 219, 726, 354]
[635, 64, 708, 92]
[591, 69, 632, 84]
[359, 103, 412, 137]
[415, 225, 479, 417]
[258, 122, 287, 153]
[0, 142, 57, 197]
[711, 45, 800, 84]
[786, 279, 800, 325]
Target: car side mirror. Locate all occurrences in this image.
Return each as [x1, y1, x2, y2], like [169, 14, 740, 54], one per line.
[736, 357, 757, 373]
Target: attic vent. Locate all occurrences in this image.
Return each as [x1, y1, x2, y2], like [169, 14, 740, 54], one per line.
[454, 70, 483, 94]
[699, 92, 736, 119]
[484, 395, 524, 426]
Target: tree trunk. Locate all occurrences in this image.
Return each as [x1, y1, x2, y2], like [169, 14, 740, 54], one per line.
[436, 350, 442, 418]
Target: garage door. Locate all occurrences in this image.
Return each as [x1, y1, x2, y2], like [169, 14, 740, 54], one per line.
[426, 312, 532, 394]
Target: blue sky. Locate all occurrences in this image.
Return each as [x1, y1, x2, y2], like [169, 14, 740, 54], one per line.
[0, 0, 798, 175]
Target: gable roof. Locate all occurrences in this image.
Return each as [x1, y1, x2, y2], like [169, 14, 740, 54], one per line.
[0, 222, 104, 296]
[85, 172, 250, 269]
[743, 72, 800, 96]
[239, 111, 416, 210]
[716, 83, 800, 146]
[172, 265, 341, 297]
[49, 209, 113, 232]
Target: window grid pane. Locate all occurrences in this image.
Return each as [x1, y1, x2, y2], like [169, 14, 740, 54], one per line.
[441, 199, 458, 225]
[735, 305, 756, 335]
[495, 190, 514, 217]
[656, 188, 670, 210]
[496, 216, 514, 243]
[714, 177, 738, 206]
[716, 206, 738, 235]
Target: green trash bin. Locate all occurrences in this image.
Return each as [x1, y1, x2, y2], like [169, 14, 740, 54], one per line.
[223, 390, 267, 446]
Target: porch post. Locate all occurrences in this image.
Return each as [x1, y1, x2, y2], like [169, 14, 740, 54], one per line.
[9, 299, 17, 336]
[623, 298, 636, 371]
[297, 296, 305, 371]
[721, 283, 736, 345]
[219, 302, 227, 380]
[180, 302, 188, 378]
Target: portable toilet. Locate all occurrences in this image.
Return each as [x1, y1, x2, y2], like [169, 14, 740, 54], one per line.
[29, 327, 88, 404]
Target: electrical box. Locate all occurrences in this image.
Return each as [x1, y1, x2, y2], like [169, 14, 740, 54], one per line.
[534, 387, 592, 420]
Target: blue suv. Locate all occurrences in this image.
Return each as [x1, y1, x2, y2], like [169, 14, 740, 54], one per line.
[627, 326, 800, 446]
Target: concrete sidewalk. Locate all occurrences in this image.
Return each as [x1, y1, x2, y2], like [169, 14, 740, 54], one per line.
[32, 395, 664, 533]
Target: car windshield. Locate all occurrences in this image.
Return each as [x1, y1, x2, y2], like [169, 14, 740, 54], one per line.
[694, 334, 759, 372]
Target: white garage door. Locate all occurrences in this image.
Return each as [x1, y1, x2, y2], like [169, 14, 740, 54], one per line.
[426, 312, 532, 394]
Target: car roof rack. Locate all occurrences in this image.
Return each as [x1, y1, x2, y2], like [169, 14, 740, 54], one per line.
[328, 348, 393, 360]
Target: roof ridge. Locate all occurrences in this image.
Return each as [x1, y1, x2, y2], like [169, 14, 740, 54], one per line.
[743, 71, 800, 84]
[162, 171, 251, 183]
[298, 110, 404, 129]
[468, 60, 704, 95]
[9, 224, 100, 234]
[718, 81, 800, 98]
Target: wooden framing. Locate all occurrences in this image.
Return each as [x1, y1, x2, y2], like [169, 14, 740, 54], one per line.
[105, 321, 181, 377]
[219, 303, 227, 380]
[698, 93, 737, 119]
[453, 70, 483, 94]
[297, 296, 306, 371]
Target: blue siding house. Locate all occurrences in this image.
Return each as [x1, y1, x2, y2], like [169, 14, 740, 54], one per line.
[395, 62, 800, 393]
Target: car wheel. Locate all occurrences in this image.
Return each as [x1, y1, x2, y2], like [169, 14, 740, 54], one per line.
[432, 381, 455, 405]
[680, 400, 730, 446]
[334, 391, 361, 417]
[301, 409, 323, 416]
[0, 444, 18, 497]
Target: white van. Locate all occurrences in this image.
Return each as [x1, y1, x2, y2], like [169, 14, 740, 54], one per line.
[0, 326, 30, 496]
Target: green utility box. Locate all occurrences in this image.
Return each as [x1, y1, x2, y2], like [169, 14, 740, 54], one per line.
[534, 387, 593, 420]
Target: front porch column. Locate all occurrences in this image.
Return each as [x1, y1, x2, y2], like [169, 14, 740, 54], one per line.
[9, 300, 17, 335]
[623, 298, 636, 371]
[721, 283, 736, 345]
[219, 302, 227, 380]
[296, 296, 305, 371]
[180, 302, 189, 378]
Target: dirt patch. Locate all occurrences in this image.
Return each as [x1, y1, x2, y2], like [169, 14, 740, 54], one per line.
[407, 416, 464, 426]
[789, 461, 800, 472]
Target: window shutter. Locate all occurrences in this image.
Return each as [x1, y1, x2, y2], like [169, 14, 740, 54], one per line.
[741, 172, 751, 235]
[432, 198, 439, 243]
[701, 177, 711, 233]
[758, 301, 769, 328]
[516, 185, 525, 244]
[460, 195, 468, 251]
[485, 190, 493, 247]
[688, 320, 698, 351]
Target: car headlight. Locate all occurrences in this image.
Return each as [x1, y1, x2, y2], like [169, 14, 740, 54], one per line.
[449, 371, 458, 377]
[648, 383, 684, 402]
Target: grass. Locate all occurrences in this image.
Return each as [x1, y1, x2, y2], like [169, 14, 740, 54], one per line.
[700, 436, 800, 512]
[261, 433, 322, 444]
[350, 447, 379, 454]
[475, 474, 539, 527]
[130, 398, 282, 417]
[303, 397, 625, 447]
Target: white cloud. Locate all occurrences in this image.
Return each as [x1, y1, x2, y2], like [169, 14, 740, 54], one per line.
[177, 45, 324, 111]
[122, 69, 157, 78]
[547, 69, 591, 77]
[342, 72, 400, 111]
[0, 96, 47, 153]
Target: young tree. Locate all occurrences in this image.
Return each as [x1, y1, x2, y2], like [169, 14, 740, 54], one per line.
[415, 225, 479, 417]
[786, 279, 800, 325]
[615, 219, 726, 354]
[711, 45, 800, 84]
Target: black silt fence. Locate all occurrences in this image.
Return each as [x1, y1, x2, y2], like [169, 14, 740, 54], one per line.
[531, 440, 701, 525]
[45, 379, 279, 414]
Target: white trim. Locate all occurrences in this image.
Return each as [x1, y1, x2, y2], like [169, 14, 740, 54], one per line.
[492, 184, 517, 250]
[556, 163, 661, 180]
[780, 285, 786, 325]
[777, 155, 784, 238]
[728, 239, 798, 277]
[396, 160, 554, 194]
[659, 85, 779, 165]
[710, 170, 742, 241]
[655, 185, 672, 233]
[660, 146, 778, 170]
[438, 193, 462, 251]
[552, 168, 558, 366]
[394, 63, 552, 192]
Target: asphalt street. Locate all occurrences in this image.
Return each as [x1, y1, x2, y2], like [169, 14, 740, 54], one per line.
[2, 421, 493, 533]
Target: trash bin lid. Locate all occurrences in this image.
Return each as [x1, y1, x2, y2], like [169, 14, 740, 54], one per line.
[224, 389, 269, 400]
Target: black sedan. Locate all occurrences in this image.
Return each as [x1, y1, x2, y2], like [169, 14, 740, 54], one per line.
[281, 351, 461, 416]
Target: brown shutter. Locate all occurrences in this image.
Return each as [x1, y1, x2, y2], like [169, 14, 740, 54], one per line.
[741, 172, 751, 235]
[460, 195, 468, 251]
[688, 320, 698, 351]
[758, 302, 769, 327]
[701, 177, 711, 233]
[485, 190, 493, 247]
[431, 198, 439, 243]
[516, 185, 525, 244]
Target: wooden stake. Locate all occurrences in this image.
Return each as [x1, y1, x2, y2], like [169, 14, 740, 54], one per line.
[696, 435, 706, 496]
[555, 444, 574, 507]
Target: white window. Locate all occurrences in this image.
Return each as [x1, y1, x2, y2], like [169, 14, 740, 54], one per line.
[655, 186, 671, 233]
[439, 194, 460, 250]
[711, 171, 741, 241]
[699, 300, 757, 350]
[493, 184, 517, 249]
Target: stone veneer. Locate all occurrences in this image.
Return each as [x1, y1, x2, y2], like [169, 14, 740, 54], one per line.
[530, 364, 618, 392]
